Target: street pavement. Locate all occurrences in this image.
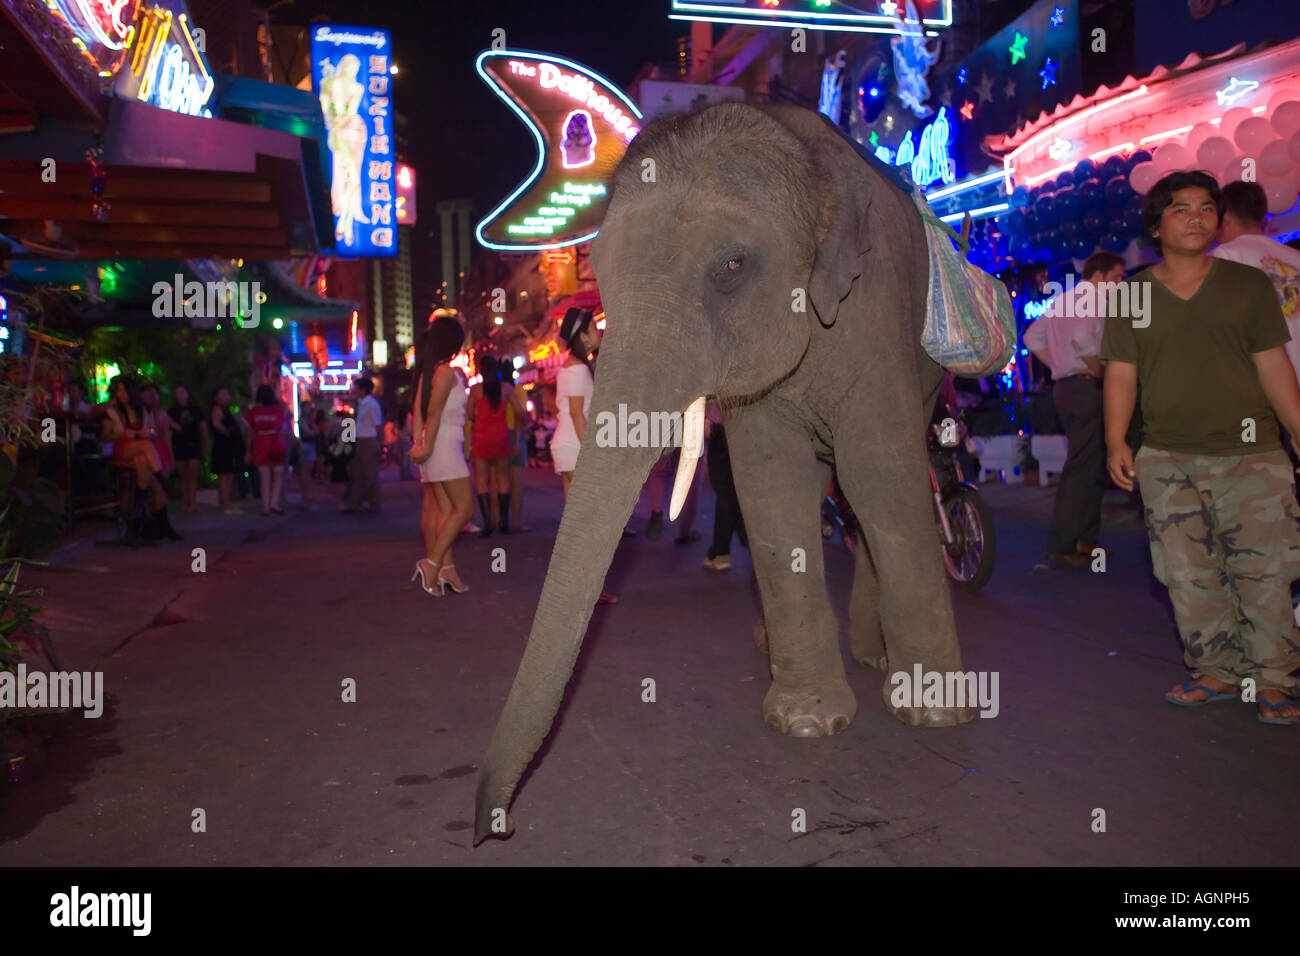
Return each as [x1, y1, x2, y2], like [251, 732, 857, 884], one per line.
[1, 463, 1297, 866]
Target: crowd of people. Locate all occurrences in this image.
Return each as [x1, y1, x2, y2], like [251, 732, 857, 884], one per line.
[401, 305, 747, 604]
[1024, 174, 1300, 726]
[65, 376, 339, 531]
[50, 172, 1300, 729]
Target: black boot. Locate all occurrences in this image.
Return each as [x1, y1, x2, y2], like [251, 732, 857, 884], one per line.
[477, 493, 494, 537]
[497, 494, 511, 534]
[154, 506, 183, 541]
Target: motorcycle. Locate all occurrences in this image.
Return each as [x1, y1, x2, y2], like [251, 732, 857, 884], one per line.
[927, 405, 996, 591]
[820, 404, 996, 592]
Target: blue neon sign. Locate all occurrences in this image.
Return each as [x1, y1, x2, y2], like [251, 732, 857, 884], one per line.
[311, 25, 397, 258]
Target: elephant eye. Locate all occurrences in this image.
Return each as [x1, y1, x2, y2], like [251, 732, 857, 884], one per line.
[710, 247, 748, 293]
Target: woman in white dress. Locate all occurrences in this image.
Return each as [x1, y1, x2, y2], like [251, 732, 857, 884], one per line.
[410, 315, 474, 595]
[553, 307, 617, 604]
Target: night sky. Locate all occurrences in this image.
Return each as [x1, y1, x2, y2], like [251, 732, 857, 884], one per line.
[291, 0, 685, 218]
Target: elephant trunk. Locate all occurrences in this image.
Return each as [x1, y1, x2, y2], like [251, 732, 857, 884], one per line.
[473, 392, 678, 845]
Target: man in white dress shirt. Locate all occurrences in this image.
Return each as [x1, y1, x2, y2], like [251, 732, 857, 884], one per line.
[1024, 251, 1126, 567]
[343, 375, 383, 512]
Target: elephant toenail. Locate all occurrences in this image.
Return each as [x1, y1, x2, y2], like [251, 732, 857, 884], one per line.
[788, 717, 823, 738]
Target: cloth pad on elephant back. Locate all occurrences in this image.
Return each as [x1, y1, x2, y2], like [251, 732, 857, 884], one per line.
[912, 190, 1016, 378]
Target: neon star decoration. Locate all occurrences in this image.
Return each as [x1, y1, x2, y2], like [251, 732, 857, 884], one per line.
[475, 50, 643, 251]
[959, 100, 974, 120]
[1039, 57, 1059, 90]
[1216, 77, 1260, 106]
[880, 0, 899, 13]
[1050, 5, 1065, 29]
[1009, 32, 1028, 65]
[1047, 137, 1078, 160]
[956, 66, 966, 87]
[975, 72, 995, 104]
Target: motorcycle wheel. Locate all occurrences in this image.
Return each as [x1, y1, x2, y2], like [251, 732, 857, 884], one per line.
[939, 485, 996, 592]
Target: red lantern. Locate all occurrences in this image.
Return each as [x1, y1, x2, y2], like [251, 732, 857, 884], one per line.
[305, 335, 329, 372]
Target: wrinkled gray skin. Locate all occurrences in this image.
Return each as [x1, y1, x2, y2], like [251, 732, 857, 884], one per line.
[474, 103, 973, 845]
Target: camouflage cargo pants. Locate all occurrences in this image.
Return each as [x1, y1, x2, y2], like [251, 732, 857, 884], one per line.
[1136, 447, 1300, 693]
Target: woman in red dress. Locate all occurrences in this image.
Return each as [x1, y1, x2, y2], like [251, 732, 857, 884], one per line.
[245, 384, 288, 516]
[467, 354, 525, 536]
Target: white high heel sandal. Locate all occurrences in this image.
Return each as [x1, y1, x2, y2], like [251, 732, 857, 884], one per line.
[411, 559, 443, 596]
[437, 564, 469, 594]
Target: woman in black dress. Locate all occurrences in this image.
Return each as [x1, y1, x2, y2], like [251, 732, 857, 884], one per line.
[169, 384, 208, 514]
[210, 386, 245, 514]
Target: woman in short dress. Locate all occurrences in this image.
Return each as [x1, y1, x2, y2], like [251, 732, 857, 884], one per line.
[168, 385, 207, 514]
[467, 354, 525, 535]
[410, 315, 475, 595]
[552, 307, 616, 604]
[245, 384, 288, 516]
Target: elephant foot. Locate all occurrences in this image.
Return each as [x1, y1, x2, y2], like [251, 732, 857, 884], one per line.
[763, 677, 856, 737]
[881, 682, 976, 727]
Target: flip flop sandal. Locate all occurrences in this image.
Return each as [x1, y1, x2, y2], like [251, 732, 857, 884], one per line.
[1256, 697, 1299, 726]
[1164, 680, 1237, 707]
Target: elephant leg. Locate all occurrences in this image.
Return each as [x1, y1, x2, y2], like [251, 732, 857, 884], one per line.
[727, 403, 853, 738]
[848, 539, 886, 670]
[834, 386, 975, 728]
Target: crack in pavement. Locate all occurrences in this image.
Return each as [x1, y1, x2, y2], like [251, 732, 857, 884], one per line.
[106, 524, 268, 654]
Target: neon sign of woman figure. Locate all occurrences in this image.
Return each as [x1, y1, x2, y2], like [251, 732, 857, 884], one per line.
[561, 110, 596, 169]
[319, 54, 370, 247]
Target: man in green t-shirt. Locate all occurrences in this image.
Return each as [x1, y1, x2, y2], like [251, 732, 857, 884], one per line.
[1101, 170, 1300, 725]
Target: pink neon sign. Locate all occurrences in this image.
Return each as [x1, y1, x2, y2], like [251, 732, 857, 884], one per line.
[476, 50, 644, 251]
[509, 59, 640, 145]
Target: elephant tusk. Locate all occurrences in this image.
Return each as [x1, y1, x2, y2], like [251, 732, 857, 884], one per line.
[669, 396, 706, 521]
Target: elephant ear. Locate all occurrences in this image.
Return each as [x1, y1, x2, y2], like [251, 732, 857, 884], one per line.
[768, 108, 880, 328]
[809, 130, 879, 328]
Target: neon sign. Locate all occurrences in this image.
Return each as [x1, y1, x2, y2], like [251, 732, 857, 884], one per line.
[901, 107, 956, 187]
[1047, 137, 1078, 160]
[668, 0, 951, 33]
[48, 0, 140, 73]
[561, 110, 596, 168]
[818, 51, 846, 122]
[870, 109, 956, 186]
[1024, 296, 1058, 320]
[1216, 77, 1259, 107]
[450, 348, 479, 386]
[311, 24, 397, 257]
[117, 4, 214, 118]
[396, 163, 417, 225]
[476, 50, 643, 252]
[528, 341, 561, 363]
